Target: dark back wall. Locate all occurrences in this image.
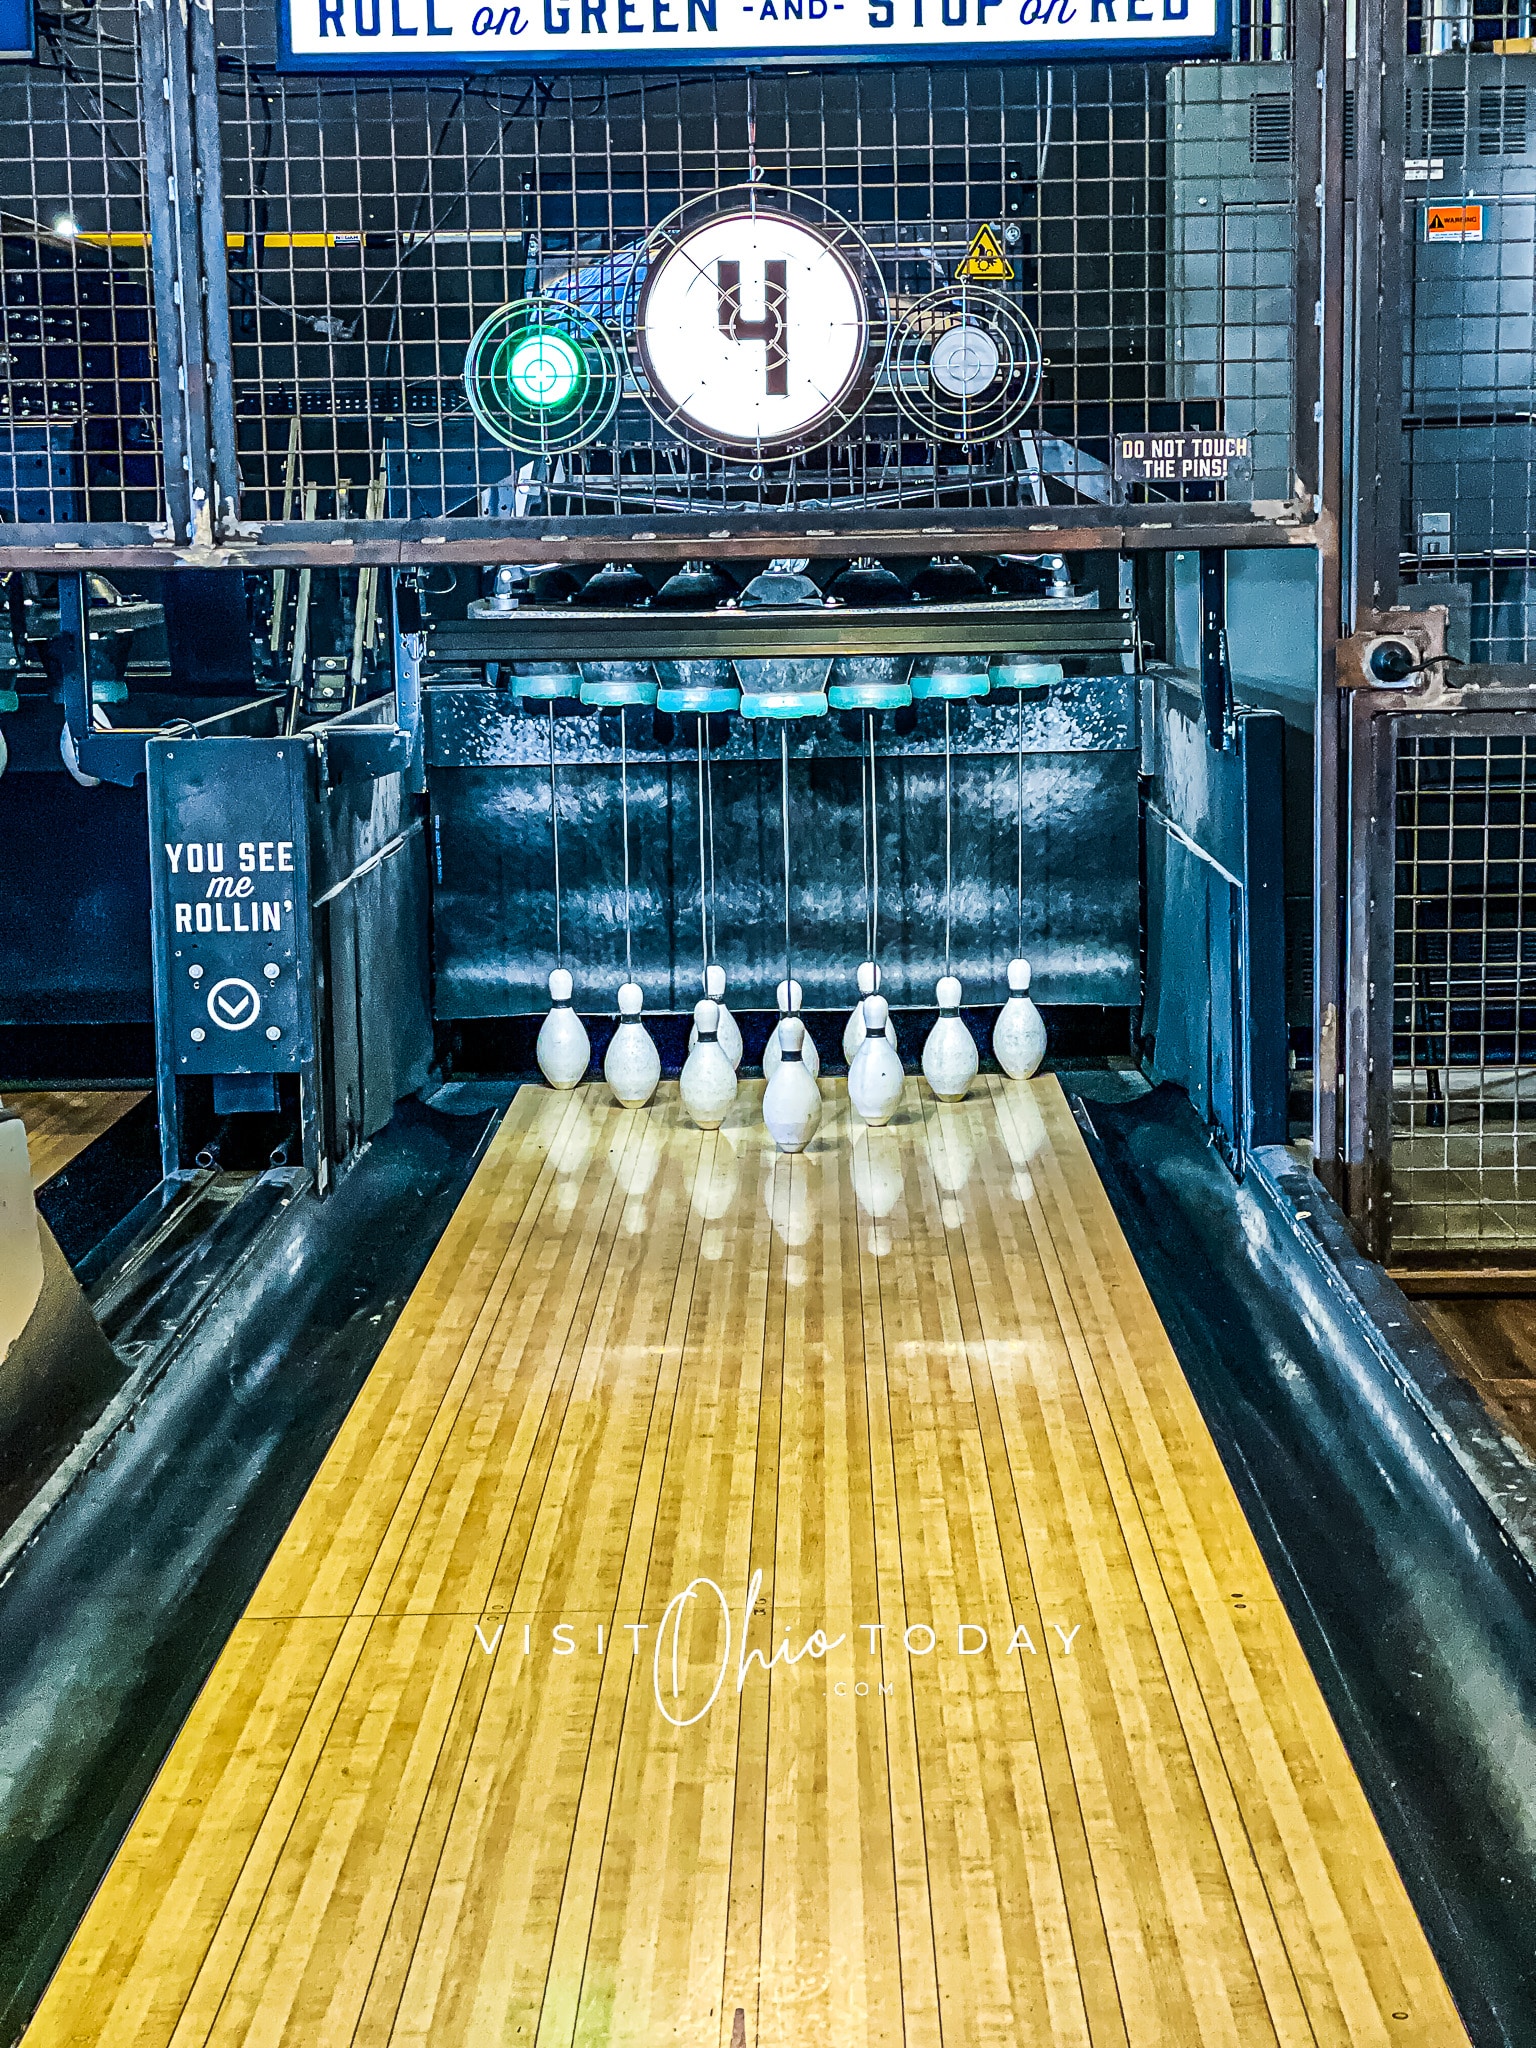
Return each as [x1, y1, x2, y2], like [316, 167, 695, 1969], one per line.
[0, 728, 152, 1046]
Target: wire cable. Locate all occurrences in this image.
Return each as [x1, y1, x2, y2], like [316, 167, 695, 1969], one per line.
[868, 712, 880, 966]
[780, 724, 792, 994]
[705, 737, 717, 965]
[696, 717, 709, 981]
[944, 701, 953, 975]
[620, 706, 632, 981]
[1017, 691, 1025, 957]
[549, 702, 562, 966]
[860, 718, 872, 962]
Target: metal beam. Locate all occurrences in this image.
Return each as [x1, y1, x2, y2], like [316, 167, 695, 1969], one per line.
[1333, 0, 1408, 1242]
[1343, 689, 1398, 1260]
[0, 506, 1328, 575]
[428, 606, 1136, 666]
[139, 0, 239, 543]
[1308, 0, 1352, 1202]
[1199, 550, 1230, 751]
[1292, 0, 1327, 521]
[1350, 0, 1407, 619]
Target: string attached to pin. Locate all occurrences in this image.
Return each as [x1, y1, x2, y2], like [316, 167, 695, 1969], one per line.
[780, 724, 793, 994]
[943, 701, 953, 976]
[859, 724, 872, 963]
[696, 717, 709, 980]
[1016, 684, 1025, 958]
[705, 739, 717, 964]
[549, 704, 562, 968]
[620, 706, 633, 982]
[868, 713, 880, 966]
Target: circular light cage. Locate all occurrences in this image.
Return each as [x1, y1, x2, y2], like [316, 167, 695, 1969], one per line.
[629, 185, 888, 465]
[463, 296, 622, 457]
[888, 286, 1042, 448]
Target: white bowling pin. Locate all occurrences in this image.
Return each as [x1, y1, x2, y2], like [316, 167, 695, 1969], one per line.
[993, 957, 1046, 1080]
[922, 975, 978, 1102]
[689, 962, 743, 1072]
[604, 981, 661, 1108]
[762, 1017, 822, 1154]
[842, 960, 882, 1065]
[536, 967, 590, 1090]
[680, 999, 739, 1130]
[763, 978, 821, 1079]
[847, 994, 905, 1127]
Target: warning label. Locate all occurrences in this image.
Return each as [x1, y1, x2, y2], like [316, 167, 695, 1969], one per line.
[1113, 432, 1253, 491]
[1425, 202, 1483, 242]
[957, 223, 1014, 283]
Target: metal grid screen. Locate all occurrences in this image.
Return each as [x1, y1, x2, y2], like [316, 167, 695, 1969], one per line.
[208, 10, 1299, 526]
[1401, 48, 1536, 663]
[1393, 726, 1536, 1251]
[0, 1, 156, 523]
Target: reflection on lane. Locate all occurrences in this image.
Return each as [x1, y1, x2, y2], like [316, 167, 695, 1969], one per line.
[1078, 1076, 1536, 2045]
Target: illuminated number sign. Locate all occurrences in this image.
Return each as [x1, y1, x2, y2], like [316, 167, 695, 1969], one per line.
[279, 0, 1226, 71]
[633, 199, 884, 459]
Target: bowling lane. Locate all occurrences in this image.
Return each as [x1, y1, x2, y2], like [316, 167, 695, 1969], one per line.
[6, 1089, 148, 1188]
[20, 1078, 1470, 2048]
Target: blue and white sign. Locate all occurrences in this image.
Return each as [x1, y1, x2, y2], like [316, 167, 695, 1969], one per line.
[279, 0, 1225, 72]
[0, 0, 33, 63]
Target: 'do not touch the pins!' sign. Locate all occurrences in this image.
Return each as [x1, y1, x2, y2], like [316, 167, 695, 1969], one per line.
[279, 0, 1226, 72]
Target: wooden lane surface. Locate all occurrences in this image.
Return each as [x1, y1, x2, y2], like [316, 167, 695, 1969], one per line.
[20, 1077, 1471, 2048]
[4, 1088, 147, 1188]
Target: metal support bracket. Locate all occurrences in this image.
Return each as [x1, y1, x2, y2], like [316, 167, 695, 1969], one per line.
[392, 573, 427, 797]
[1337, 605, 1450, 692]
[58, 574, 153, 787]
[1199, 549, 1231, 751]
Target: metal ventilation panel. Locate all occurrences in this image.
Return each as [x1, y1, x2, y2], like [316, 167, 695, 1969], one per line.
[1166, 60, 1297, 504]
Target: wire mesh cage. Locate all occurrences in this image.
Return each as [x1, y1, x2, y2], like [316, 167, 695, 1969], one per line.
[0, 2, 1308, 537]
[0, 0, 156, 523]
[1393, 725, 1536, 1251]
[1400, 47, 1536, 663]
[207, 11, 1301, 528]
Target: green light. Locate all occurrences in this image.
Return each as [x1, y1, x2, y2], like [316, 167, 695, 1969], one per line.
[500, 328, 585, 413]
[464, 297, 620, 454]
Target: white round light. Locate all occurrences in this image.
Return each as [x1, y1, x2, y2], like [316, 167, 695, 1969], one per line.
[931, 322, 1001, 399]
[637, 207, 870, 457]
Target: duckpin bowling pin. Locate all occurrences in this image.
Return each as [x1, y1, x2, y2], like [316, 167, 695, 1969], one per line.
[842, 960, 883, 1065]
[847, 993, 904, 1127]
[763, 979, 820, 1080]
[689, 962, 743, 1071]
[536, 968, 590, 1090]
[922, 975, 978, 1102]
[604, 981, 661, 1108]
[680, 999, 738, 1130]
[762, 1016, 822, 1154]
[993, 957, 1046, 1080]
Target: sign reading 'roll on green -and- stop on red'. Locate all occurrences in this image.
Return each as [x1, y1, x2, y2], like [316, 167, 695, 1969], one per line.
[278, 0, 1225, 71]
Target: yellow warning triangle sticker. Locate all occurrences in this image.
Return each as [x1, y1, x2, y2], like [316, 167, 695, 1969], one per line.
[957, 223, 1014, 282]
